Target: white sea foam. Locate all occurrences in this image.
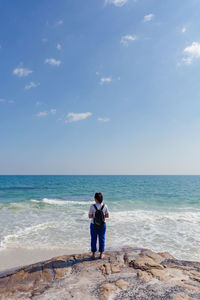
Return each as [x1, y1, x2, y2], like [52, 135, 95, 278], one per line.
[110, 210, 200, 224]
[1, 207, 200, 261]
[0, 222, 59, 250]
[106, 209, 200, 261]
[30, 199, 40, 203]
[30, 198, 92, 205]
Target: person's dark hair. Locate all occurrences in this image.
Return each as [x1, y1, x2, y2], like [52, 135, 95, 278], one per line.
[95, 192, 103, 204]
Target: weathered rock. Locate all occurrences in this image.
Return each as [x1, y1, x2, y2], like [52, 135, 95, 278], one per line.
[141, 249, 165, 263]
[114, 252, 125, 265]
[124, 249, 141, 266]
[109, 251, 125, 265]
[115, 279, 129, 290]
[100, 282, 117, 300]
[149, 268, 171, 281]
[54, 266, 72, 280]
[111, 265, 121, 273]
[172, 292, 196, 300]
[0, 247, 200, 299]
[100, 265, 106, 275]
[0, 276, 9, 292]
[137, 270, 152, 282]
[104, 262, 111, 275]
[179, 282, 200, 292]
[188, 270, 200, 283]
[133, 255, 164, 271]
[158, 251, 176, 260]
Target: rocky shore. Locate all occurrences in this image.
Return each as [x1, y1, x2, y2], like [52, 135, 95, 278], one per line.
[0, 246, 200, 299]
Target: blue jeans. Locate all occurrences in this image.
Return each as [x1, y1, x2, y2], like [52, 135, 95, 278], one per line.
[90, 223, 106, 253]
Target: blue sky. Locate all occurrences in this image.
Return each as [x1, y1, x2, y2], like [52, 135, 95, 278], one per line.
[0, 0, 200, 174]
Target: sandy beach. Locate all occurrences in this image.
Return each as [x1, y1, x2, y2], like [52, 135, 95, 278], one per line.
[0, 247, 76, 272]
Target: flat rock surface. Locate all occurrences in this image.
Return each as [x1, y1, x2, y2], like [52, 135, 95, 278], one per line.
[1, 247, 200, 299]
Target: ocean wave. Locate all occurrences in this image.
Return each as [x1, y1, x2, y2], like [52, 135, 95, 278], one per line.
[1, 208, 200, 261]
[30, 198, 93, 206]
[0, 222, 59, 250]
[110, 210, 200, 224]
[2, 202, 30, 211]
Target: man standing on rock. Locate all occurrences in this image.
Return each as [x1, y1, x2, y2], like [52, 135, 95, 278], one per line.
[88, 192, 109, 259]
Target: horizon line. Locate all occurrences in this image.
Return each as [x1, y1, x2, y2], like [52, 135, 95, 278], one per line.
[0, 174, 200, 176]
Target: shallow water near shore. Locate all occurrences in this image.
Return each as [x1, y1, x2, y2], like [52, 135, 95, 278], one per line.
[0, 175, 200, 267]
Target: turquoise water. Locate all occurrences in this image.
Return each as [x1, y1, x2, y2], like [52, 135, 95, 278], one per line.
[0, 175, 200, 260]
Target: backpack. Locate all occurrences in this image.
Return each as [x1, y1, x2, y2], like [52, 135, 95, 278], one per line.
[93, 204, 105, 230]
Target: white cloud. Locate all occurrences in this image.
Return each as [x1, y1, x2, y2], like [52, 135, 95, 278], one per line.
[0, 98, 5, 103]
[36, 111, 48, 117]
[0, 45, 2, 49]
[56, 43, 62, 50]
[13, 66, 32, 77]
[105, 0, 128, 7]
[184, 42, 200, 56]
[183, 42, 200, 64]
[25, 81, 40, 90]
[120, 34, 136, 46]
[98, 117, 110, 122]
[65, 112, 92, 123]
[182, 57, 193, 65]
[8, 100, 15, 104]
[100, 77, 112, 84]
[144, 14, 154, 22]
[182, 27, 186, 33]
[45, 58, 61, 66]
[36, 109, 56, 117]
[56, 19, 63, 26]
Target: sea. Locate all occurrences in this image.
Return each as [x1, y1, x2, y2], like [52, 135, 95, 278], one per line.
[0, 175, 200, 261]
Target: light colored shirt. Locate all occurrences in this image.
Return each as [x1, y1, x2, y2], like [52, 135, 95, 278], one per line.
[89, 203, 109, 224]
